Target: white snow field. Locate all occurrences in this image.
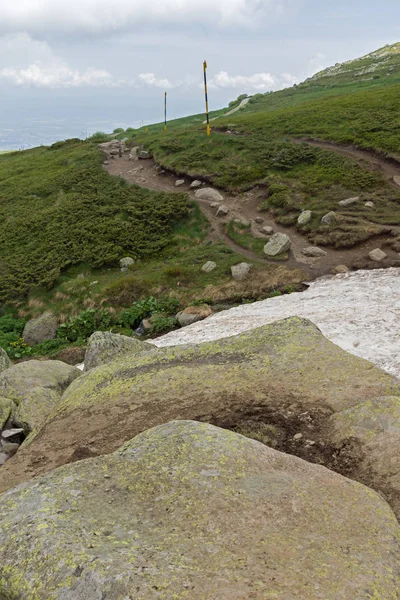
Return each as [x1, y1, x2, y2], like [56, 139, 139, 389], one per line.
[153, 268, 400, 379]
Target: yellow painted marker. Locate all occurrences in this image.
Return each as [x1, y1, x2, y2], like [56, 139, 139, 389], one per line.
[203, 60, 211, 136]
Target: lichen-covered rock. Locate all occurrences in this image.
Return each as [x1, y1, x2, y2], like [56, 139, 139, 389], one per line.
[231, 262, 252, 281]
[84, 332, 153, 372]
[264, 233, 291, 257]
[0, 397, 15, 429]
[0, 361, 80, 434]
[119, 257, 135, 269]
[201, 261, 217, 273]
[321, 211, 337, 226]
[1, 420, 399, 600]
[297, 210, 312, 226]
[330, 396, 400, 518]
[22, 311, 58, 346]
[1, 317, 399, 493]
[194, 187, 224, 202]
[0, 348, 11, 374]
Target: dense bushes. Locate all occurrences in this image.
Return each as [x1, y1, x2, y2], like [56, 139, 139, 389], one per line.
[0, 140, 189, 301]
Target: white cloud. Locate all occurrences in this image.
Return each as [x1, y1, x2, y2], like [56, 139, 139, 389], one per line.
[0, 62, 117, 88]
[138, 73, 174, 89]
[0, 0, 287, 36]
[209, 70, 298, 91]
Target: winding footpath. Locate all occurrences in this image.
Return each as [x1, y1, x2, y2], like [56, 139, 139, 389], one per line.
[105, 142, 400, 276]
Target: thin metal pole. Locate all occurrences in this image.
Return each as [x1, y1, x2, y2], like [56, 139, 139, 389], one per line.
[203, 60, 211, 136]
[164, 91, 167, 131]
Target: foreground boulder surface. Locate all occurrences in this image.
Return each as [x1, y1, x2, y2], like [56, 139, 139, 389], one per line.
[22, 311, 58, 346]
[1, 317, 399, 494]
[84, 332, 153, 371]
[0, 360, 80, 433]
[1, 420, 400, 600]
[0, 348, 12, 374]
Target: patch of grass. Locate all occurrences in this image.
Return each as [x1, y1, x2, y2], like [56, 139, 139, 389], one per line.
[226, 221, 266, 256]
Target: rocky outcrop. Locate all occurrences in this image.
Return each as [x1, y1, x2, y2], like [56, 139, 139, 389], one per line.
[194, 187, 224, 202]
[22, 311, 58, 346]
[264, 233, 291, 257]
[84, 332, 153, 372]
[1, 420, 399, 600]
[0, 360, 80, 434]
[1, 317, 398, 493]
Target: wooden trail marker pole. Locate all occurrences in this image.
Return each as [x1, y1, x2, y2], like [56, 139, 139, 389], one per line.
[203, 60, 211, 136]
[164, 91, 167, 131]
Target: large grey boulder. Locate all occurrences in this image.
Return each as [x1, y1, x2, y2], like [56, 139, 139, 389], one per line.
[231, 262, 252, 281]
[22, 311, 58, 346]
[84, 332, 153, 372]
[297, 210, 312, 226]
[1, 420, 399, 599]
[194, 187, 224, 202]
[2, 317, 399, 493]
[0, 361, 80, 433]
[264, 233, 291, 257]
[0, 349, 11, 374]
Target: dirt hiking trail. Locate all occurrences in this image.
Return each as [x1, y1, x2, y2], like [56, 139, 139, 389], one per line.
[104, 145, 400, 277]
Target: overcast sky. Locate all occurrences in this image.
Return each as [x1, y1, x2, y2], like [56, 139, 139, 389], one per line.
[0, 0, 399, 146]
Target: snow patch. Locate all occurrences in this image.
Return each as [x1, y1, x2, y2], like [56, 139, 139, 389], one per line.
[153, 268, 400, 379]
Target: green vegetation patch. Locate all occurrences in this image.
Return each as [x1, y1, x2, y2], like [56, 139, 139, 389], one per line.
[0, 139, 189, 301]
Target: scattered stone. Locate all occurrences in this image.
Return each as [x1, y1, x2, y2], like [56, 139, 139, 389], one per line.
[321, 212, 337, 226]
[261, 226, 274, 235]
[120, 257, 135, 269]
[1, 442, 20, 456]
[365, 201, 375, 208]
[297, 210, 312, 226]
[210, 203, 219, 209]
[22, 311, 58, 346]
[138, 151, 150, 160]
[216, 205, 229, 217]
[231, 263, 252, 281]
[194, 188, 224, 202]
[1, 429, 24, 441]
[0, 361, 80, 434]
[120, 267, 129, 274]
[339, 196, 359, 206]
[394, 176, 400, 186]
[301, 247, 328, 258]
[175, 179, 185, 187]
[234, 218, 242, 225]
[84, 332, 153, 372]
[190, 180, 202, 189]
[264, 233, 291, 257]
[176, 306, 212, 328]
[333, 265, 350, 274]
[255, 217, 264, 224]
[201, 261, 217, 273]
[293, 433, 303, 441]
[103, 161, 110, 165]
[369, 248, 388, 262]
[1, 420, 400, 598]
[0, 349, 11, 375]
